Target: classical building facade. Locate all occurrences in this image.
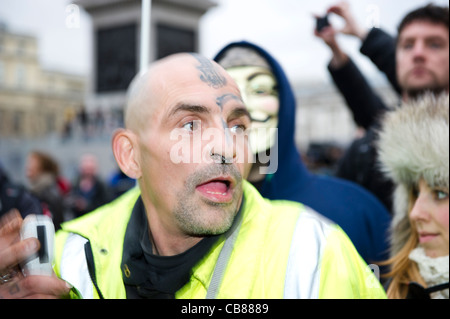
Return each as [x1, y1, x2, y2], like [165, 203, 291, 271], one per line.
[0, 25, 86, 138]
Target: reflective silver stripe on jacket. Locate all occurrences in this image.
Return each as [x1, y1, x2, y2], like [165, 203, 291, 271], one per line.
[284, 207, 335, 299]
[60, 233, 94, 299]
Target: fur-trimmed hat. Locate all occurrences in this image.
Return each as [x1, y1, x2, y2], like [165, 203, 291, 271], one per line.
[377, 93, 449, 255]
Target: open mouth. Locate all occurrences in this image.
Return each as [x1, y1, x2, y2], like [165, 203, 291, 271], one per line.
[196, 177, 234, 203]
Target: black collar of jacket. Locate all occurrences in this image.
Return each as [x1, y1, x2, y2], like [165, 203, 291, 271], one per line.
[120, 196, 244, 299]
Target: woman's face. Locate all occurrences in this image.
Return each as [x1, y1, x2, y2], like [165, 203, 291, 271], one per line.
[409, 179, 449, 258]
[25, 154, 41, 182]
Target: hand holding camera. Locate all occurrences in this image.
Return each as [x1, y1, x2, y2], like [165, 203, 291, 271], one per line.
[320, 2, 368, 40]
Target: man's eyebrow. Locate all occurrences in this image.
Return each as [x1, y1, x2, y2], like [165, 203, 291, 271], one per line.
[399, 34, 447, 42]
[168, 103, 211, 118]
[216, 93, 243, 111]
[228, 107, 251, 121]
[425, 36, 447, 42]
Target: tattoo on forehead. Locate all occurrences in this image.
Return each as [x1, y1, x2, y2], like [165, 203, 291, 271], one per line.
[216, 94, 242, 112]
[190, 54, 227, 89]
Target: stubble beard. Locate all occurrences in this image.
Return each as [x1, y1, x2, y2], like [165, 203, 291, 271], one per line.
[403, 70, 448, 100]
[173, 164, 243, 237]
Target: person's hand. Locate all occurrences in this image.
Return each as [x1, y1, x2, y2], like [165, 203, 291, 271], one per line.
[328, 1, 368, 40]
[0, 210, 71, 299]
[314, 24, 349, 69]
[314, 23, 339, 49]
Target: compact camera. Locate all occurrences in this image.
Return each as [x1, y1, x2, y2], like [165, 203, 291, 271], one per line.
[316, 14, 331, 32]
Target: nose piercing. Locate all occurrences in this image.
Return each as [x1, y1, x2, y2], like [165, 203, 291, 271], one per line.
[210, 152, 232, 164]
[210, 152, 225, 164]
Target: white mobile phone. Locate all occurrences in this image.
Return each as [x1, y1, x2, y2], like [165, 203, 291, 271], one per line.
[20, 215, 55, 276]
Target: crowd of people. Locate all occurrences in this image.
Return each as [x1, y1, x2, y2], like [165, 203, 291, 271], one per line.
[61, 106, 125, 142]
[1, 152, 135, 230]
[0, 2, 448, 300]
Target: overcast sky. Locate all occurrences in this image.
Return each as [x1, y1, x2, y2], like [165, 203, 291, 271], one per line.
[0, 0, 448, 84]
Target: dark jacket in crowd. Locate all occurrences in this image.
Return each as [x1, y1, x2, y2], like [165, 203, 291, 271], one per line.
[0, 165, 43, 219]
[68, 176, 110, 218]
[328, 28, 402, 213]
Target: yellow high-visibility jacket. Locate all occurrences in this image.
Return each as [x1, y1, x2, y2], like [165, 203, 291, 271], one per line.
[54, 181, 386, 299]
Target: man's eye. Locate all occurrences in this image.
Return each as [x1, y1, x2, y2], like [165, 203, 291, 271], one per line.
[230, 124, 247, 133]
[400, 42, 414, 50]
[183, 121, 200, 132]
[429, 42, 444, 49]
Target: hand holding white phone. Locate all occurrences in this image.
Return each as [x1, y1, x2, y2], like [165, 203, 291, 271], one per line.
[20, 215, 55, 277]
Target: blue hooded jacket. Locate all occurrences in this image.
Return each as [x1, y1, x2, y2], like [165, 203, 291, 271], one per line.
[215, 41, 391, 265]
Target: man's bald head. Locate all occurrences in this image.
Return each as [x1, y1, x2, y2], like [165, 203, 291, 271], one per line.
[124, 53, 234, 134]
[112, 53, 250, 254]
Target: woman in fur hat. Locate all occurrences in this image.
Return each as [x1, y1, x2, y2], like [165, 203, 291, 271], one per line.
[378, 93, 449, 299]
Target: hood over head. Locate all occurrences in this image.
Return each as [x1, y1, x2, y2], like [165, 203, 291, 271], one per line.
[215, 41, 309, 200]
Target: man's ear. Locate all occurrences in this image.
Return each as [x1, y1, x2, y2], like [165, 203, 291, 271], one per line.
[112, 129, 142, 179]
